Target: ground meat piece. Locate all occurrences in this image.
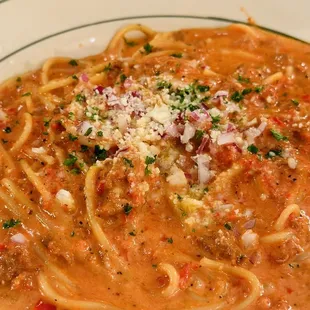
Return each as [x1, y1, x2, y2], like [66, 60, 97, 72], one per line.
[196, 229, 242, 262]
[0, 243, 39, 288]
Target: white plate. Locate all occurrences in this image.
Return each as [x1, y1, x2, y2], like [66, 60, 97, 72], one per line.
[0, 0, 309, 82]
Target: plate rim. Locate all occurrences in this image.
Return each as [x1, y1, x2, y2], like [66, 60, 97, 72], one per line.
[0, 14, 308, 64]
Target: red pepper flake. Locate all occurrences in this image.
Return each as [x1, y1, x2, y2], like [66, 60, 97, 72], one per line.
[286, 287, 293, 294]
[96, 181, 105, 195]
[271, 117, 285, 127]
[35, 301, 57, 310]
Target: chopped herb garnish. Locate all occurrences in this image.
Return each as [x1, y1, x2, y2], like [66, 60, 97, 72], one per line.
[211, 115, 221, 124]
[167, 237, 173, 244]
[43, 118, 51, 127]
[70, 231, 75, 237]
[63, 154, 77, 166]
[123, 158, 134, 168]
[231, 91, 244, 102]
[68, 133, 78, 141]
[143, 42, 153, 54]
[16, 77, 21, 82]
[22, 92, 31, 97]
[68, 112, 75, 120]
[224, 222, 232, 230]
[70, 168, 81, 175]
[188, 104, 199, 111]
[254, 86, 264, 93]
[204, 187, 209, 193]
[145, 155, 156, 175]
[156, 80, 172, 90]
[265, 149, 282, 159]
[84, 127, 93, 136]
[170, 53, 183, 58]
[80, 145, 89, 152]
[176, 194, 183, 201]
[124, 38, 137, 47]
[4, 127, 11, 133]
[237, 75, 250, 83]
[72, 75, 78, 80]
[196, 85, 210, 92]
[291, 99, 299, 106]
[94, 145, 107, 160]
[120, 74, 127, 83]
[247, 144, 259, 154]
[68, 59, 78, 66]
[242, 88, 252, 95]
[195, 129, 205, 140]
[75, 93, 86, 103]
[3, 219, 21, 229]
[270, 129, 288, 141]
[123, 203, 133, 215]
[42, 132, 48, 136]
[129, 231, 136, 236]
[152, 264, 157, 268]
[97, 131, 103, 137]
[103, 63, 112, 72]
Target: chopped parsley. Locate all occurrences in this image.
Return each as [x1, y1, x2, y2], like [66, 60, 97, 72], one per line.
[72, 75, 78, 80]
[152, 264, 157, 268]
[21, 92, 31, 97]
[204, 187, 209, 193]
[224, 222, 232, 230]
[94, 145, 107, 161]
[70, 168, 81, 175]
[254, 86, 264, 93]
[16, 77, 22, 82]
[75, 93, 86, 103]
[70, 231, 75, 237]
[247, 144, 259, 154]
[231, 91, 243, 102]
[124, 38, 137, 47]
[4, 127, 11, 133]
[237, 75, 250, 83]
[123, 158, 134, 168]
[195, 129, 205, 140]
[42, 132, 48, 136]
[97, 131, 103, 137]
[80, 145, 89, 152]
[241, 88, 252, 95]
[68, 112, 75, 120]
[68, 59, 78, 66]
[68, 133, 78, 141]
[211, 115, 221, 124]
[63, 154, 78, 166]
[143, 42, 153, 54]
[123, 203, 133, 215]
[291, 99, 299, 106]
[265, 148, 282, 159]
[170, 53, 183, 58]
[167, 237, 173, 244]
[103, 63, 112, 72]
[120, 74, 127, 83]
[84, 127, 93, 136]
[270, 129, 288, 141]
[145, 155, 156, 175]
[3, 219, 21, 229]
[129, 231, 136, 236]
[196, 85, 210, 92]
[176, 194, 183, 201]
[43, 118, 51, 127]
[156, 80, 172, 90]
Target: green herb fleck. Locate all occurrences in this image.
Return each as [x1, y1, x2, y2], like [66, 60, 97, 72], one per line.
[42, 132, 48, 136]
[68, 112, 75, 120]
[70, 168, 81, 175]
[291, 99, 299, 106]
[143, 43, 153, 54]
[63, 154, 77, 166]
[120, 74, 127, 83]
[3, 219, 21, 229]
[176, 194, 183, 201]
[254, 86, 264, 93]
[124, 38, 137, 47]
[167, 237, 173, 244]
[231, 91, 244, 102]
[75, 93, 86, 103]
[70, 231, 75, 237]
[247, 144, 259, 154]
[156, 80, 172, 90]
[94, 145, 107, 160]
[265, 149, 282, 159]
[68, 59, 78, 66]
[123, 158, 134, 168]
[242, 88, 252, 95]
[196, 85, 210, 93]
[145, 156, 156, 165]
[204, 187, 209, 193]
[170, 53, 183, 58]
[224, 222, 232, 230]
[22, 92, 31, 97]
[129, 231, 136, 236]
[270, 129, 288, 141]
[84, 127, 93, 136]
[97, 131, 103, 137]
[68, 133, 78, 141]
[103, 63, 112, 72]
[195, 130, 205, 140]
[72, 75, 78, 80]
[16, 77, 22, 82]
[4, 127, 11, 133]
[43, 118, 51, 127]
[237, 75, 250, 83]
[152, 264, 157, 268]
[123, 203, 133, 215]
[80, 145, 89, 152]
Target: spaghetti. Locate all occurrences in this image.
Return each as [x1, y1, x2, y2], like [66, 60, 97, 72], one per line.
[0, 23, 309, 310]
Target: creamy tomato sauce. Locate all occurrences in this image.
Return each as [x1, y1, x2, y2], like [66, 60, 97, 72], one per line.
[0, 24, 309, 310]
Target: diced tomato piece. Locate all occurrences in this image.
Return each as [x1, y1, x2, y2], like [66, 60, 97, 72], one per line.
[96, 181, 105, 195]
[51, 121, 65, 132]
[179, 262, 199, 290]
[0, 243, 6, 251]
[34, 301, 56, 310]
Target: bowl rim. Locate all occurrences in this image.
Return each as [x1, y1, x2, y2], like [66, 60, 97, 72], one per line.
[0, 14, 308, 64]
